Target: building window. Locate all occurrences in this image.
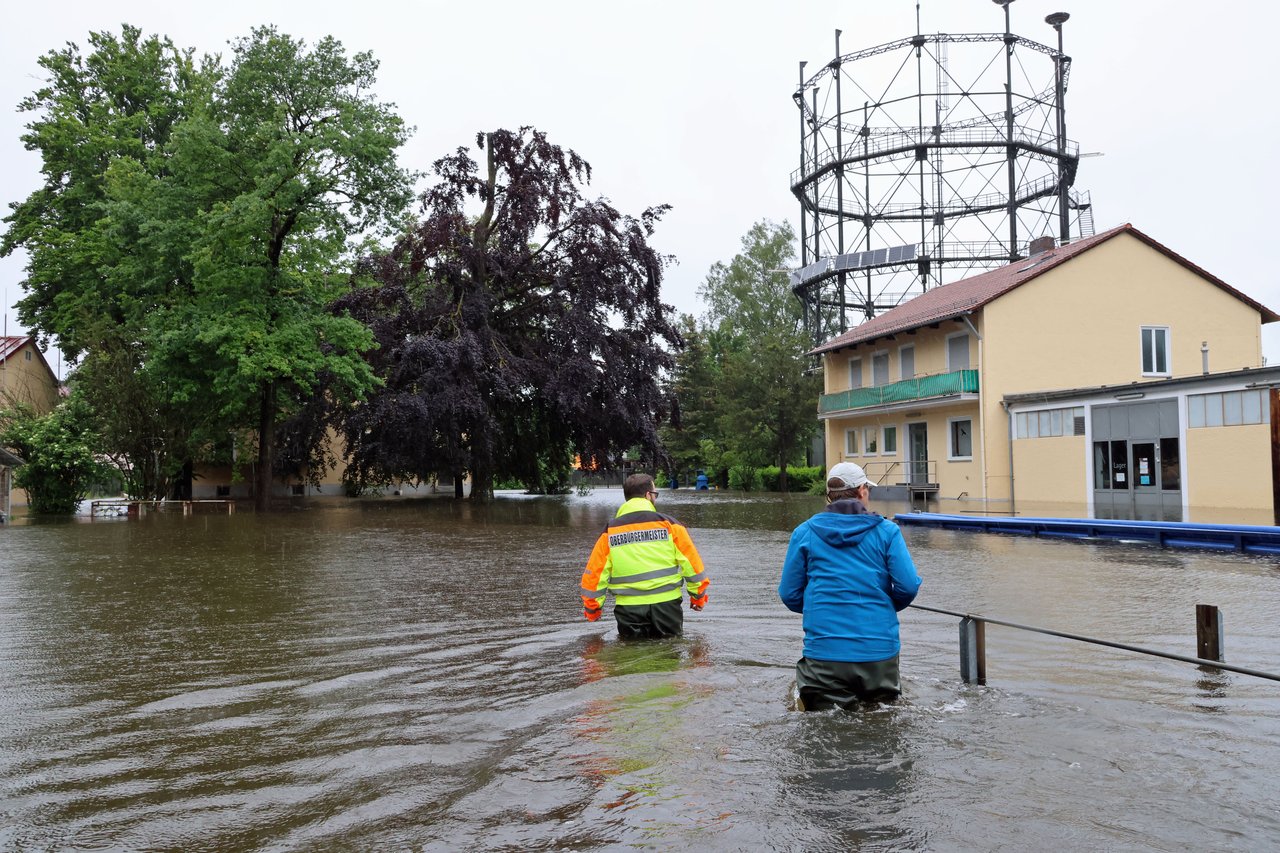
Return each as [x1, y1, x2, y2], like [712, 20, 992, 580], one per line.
[215, 485, 231, 497]
[948, 418, 973, 460]
[849, 357, 863, 389]
[882, 425, 898, 455]
[947, 333, 970, 371]
[1141, 326, 1170, 375]
[899, 345, 915, 380]
[1188, 390, 1270, 428]
[25, 350, 33, 361]
[871, 352, 890, 387]
[1093, 440, 1128, 490]
[1015, 406, 1084, 438]
[863, 426, 878, 455]
[845, 428, 859, 456]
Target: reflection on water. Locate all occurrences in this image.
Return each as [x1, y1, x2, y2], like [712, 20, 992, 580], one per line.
[1, 488, 1279, 850]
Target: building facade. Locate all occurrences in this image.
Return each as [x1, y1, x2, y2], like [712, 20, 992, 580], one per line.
[812, 224, 1279, 521]
[0, 336, 60, 414]
[1, 336, 63, 521]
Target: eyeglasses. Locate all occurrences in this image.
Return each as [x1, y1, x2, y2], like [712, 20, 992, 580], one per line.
[647, 489, 659, 498]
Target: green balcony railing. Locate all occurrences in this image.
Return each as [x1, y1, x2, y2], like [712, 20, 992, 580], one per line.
[819, 369, 979, 415]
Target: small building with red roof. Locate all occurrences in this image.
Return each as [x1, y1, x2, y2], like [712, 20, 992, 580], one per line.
[811, 224, 1280, 521]
[0, 335, 60, 414]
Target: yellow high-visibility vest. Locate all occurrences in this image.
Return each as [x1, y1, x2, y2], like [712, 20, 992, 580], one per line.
[580, 497, 708, 608]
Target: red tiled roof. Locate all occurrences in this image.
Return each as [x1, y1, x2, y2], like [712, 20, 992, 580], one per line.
[0, 336, 32, 361]
[811, 224, 1280, 355]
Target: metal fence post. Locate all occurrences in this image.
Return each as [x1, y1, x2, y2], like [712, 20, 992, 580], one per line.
[959, 617, 987, 684]
[1196, 604, 1224, 663]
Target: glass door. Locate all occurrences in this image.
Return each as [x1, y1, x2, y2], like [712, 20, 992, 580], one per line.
[1132, 442, 1157, 490]
[908, 422, 928, 486]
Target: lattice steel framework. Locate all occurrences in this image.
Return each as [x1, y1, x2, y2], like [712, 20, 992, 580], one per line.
[793, 3, 1094, 347]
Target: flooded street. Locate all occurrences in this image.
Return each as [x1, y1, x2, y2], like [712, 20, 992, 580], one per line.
[2, 489, 1279, 851]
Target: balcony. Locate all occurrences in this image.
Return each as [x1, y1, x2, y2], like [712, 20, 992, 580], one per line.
[819, 369, 979, 416]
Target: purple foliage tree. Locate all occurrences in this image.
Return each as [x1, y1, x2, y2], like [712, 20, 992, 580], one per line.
[336, 128, 682, 501]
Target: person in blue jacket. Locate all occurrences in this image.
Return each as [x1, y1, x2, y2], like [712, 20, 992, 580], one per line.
[778, 461, 922, 709]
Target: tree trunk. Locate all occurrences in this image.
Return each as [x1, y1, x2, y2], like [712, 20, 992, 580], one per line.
[471, 455, 493, 504]
[779, 459, 789, 494]
[453, 471, 464, 499]
[255, 382, 276, 512]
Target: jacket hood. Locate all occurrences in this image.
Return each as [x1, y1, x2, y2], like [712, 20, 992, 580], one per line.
[806, 506, 884, 547]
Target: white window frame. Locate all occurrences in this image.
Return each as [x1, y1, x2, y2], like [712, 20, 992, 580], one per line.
[881, 424, 898, 456]
[848, 357, 863, 389]
[947, 416, 974, 461]
[898, 345, 915, 381]
[845, 427, 860, 456]
[1140, 325, 1171, 377]
[945, 332, 971, 372]
[862, 426, 879, 455]
[871, 350, 890, 387]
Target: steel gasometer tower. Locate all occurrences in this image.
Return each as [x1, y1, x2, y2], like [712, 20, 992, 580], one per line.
[793, 1, 1094, 347]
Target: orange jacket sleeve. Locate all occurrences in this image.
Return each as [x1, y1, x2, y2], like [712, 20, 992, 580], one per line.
[580, 530, 611, 608]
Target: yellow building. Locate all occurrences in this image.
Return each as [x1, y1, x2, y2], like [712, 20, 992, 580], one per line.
[0, 336, 60, 414]
[812, 224, 1280, 522]
[1, 336, 63, 521]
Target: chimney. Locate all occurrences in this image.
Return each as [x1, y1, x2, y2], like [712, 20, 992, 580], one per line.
[1029, 235, 1056, 256]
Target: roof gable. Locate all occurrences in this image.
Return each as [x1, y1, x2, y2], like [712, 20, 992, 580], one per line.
[812, 224, 1280, 354]
[0, 336, 61, 387]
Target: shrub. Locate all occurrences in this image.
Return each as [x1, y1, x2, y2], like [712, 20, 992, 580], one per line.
[787, 466, 824, 493]
[759, 465, 824, 492]
[1, 398, 109, 514]
[728, 464, 763, 491]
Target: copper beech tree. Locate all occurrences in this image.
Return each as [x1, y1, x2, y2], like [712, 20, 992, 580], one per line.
[335, 128, 682, 501]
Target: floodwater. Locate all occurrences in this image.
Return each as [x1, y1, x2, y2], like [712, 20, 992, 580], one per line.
[1, 489, 1278, 851]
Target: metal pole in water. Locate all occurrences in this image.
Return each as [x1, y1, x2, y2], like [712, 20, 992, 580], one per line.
[1196, 604, 1224, 663]
[959, 616, 987, 684]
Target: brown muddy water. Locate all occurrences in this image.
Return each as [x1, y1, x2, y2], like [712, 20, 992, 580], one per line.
[1, 489, 1278, 851]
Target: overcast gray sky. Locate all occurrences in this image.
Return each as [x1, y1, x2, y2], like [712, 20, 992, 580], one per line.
[3, 0, 1279, 372]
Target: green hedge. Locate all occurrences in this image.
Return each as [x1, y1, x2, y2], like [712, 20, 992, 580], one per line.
[759, 465, 823, 493]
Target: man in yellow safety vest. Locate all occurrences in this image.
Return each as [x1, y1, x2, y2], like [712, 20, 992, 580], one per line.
[580, 473, 709, 639]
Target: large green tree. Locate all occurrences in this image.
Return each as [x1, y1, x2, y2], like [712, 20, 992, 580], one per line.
[1, 27, 212, 497]
[691, 220, 820, 492]
[1, 26, 210, 356]
[336, 128, 681, 501]
[661, 315, 728, 485]
[151, 27, 413, 510]
[3, 26, 414, 509]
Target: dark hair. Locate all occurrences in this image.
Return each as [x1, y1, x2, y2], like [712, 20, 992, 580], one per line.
[624, 473, 656, 500]
[826, 482, 867, 503]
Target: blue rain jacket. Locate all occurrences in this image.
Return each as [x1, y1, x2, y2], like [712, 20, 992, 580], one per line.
[778, 500, 922, 663]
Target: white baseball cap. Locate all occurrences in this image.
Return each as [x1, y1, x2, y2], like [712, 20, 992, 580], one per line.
[827, 461, 870, 490]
